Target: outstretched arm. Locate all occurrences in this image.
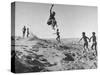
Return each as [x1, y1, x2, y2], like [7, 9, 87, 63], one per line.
[79, 37, 82, 43]
[50, 4, 54, 14]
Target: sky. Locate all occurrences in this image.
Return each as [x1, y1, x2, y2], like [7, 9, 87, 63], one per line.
[13, 2, 98, 38]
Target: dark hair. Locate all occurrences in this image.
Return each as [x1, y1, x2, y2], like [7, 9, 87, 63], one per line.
[57, 29, 59, 31]
[92, 32, 95, 34]
[82, 32, 85, 34]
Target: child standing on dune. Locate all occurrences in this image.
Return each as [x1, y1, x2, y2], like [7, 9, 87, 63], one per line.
[79, 32, 90, 52]
[27, 28, 30, 38]
[22, 26, 26, 38]
[89, 32, 97, 55]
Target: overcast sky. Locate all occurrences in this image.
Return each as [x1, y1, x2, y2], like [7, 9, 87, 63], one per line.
[14, 2, 97, 38]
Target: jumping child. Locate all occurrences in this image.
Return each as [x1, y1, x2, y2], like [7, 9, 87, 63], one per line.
[47, 4, 58, 30]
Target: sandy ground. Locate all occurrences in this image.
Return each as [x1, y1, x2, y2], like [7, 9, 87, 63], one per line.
[11, 36, 97, 73]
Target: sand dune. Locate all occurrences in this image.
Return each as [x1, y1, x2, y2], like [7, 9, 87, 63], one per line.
[11, 35, 97, 73]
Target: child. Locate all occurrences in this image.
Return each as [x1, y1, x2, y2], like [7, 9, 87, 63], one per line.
[47, 4, 58, 30]
[54, 29, 61, 43]
[90, 32, 97, 55]
[22, 26, 26, 38]
[27, 28, 29, 38]
[79, 32, 90, 51]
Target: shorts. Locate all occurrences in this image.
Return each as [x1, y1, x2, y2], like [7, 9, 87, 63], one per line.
[47, 18, 57, 25]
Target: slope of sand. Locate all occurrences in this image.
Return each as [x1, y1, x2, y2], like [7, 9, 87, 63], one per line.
[11, 36, 97, 73]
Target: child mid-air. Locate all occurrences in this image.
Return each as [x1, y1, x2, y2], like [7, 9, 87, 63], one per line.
[79, 32, 90, 52]
[47, 4, 58, 30]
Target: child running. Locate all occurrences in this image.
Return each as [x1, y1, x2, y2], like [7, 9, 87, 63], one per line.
[54, 29, 61, 43]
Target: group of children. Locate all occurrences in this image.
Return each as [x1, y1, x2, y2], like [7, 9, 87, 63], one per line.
[22, 4, 97, 56]
[79, 32, 97, 55]
[22, 26, 30, 38]
[47, 4, 61, 43]
[47, 4, 97, 55]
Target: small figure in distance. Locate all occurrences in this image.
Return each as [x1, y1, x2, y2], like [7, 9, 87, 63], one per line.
[22, 26, 26, 38]
[27, 28, 29, 38]
[79, 32, 90, 52]
[54, 29, 61, 43]
[47, 4, 58, 30]
[89, 32, 97, 56]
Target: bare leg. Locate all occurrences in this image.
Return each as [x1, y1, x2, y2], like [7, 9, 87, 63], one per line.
[86, 44, 89, 52]
[52, 25, 55, 30]
[58, 37, 61, 43]
[91, 44, 94, 50]
[51, 23, 55, 30]
[55, 21, 58, 28]
[23, 33, 24, 38]
[95, 43, 97, 51]
[52, 20, 57, 30]
[95, 43, 97, 56]
[83, 44, 86, 53]
[56, 37, 60, 43]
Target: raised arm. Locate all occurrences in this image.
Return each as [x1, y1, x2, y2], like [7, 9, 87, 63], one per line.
[50, 4, 54, 14]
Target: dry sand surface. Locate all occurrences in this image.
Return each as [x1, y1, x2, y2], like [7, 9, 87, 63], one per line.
[11, 35, 97, 73]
